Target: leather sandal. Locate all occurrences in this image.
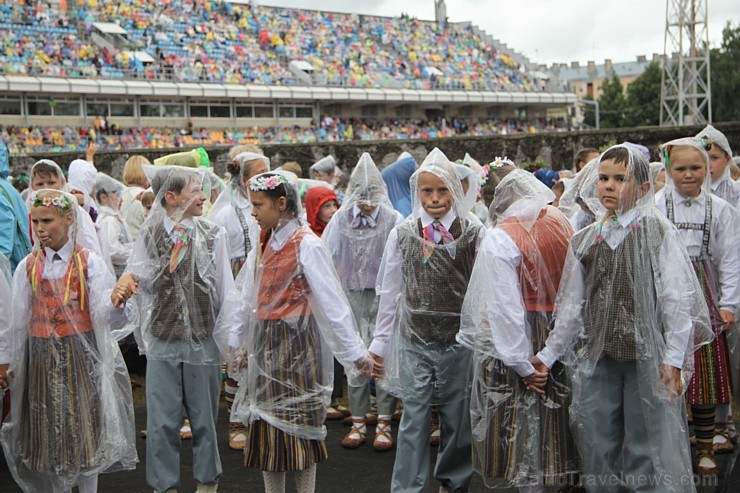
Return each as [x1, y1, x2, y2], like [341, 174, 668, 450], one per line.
[343, 412, 377, 426]
[713, 425, 736, 454]
[326, 406, 344, 420]
[373, 420, 393, 452]
[228, 425, 247, 450]
[341, 419, 366, 449]
[180, 420, 192, 440]
[430, 423, 440, 447]
[695, 443, 720, 476]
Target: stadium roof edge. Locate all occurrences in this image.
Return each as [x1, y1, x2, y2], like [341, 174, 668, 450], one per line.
[0, 76, 576, 104]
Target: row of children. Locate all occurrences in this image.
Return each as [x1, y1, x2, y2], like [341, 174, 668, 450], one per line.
[0, 122, 736, 493]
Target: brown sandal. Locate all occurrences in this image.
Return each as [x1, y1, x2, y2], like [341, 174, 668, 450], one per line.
[713, 425, 736, 454]
[695, 443, 720, 476]
[341, 419, 366, 449]
[373, 420, 393, 452]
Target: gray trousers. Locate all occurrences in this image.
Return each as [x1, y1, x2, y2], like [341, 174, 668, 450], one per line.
[346, 289, 397, 417]
[578, 357, 676, 493]
[146, 359, 222, 492]
[391, 340, 473, 493]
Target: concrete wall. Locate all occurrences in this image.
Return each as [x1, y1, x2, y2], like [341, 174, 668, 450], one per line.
[11, 122, 740, 180]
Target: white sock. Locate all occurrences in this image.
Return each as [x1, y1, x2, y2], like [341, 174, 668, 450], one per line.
[195, 483, 218, 493]
[262, 471, 286, 493]
[294, 464, 316, 493]
[715, 404, 730, 425]
[77, 475, 99, 493]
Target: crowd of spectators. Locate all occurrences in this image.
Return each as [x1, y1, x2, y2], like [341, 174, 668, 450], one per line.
[1, 0, 547, 91]
[0, 116, 570, 154]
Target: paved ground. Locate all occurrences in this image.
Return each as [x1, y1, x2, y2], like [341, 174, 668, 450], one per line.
[0, 400, 737, 492]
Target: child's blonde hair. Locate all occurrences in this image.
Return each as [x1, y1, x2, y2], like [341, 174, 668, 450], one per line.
[123, 155, 150, 187]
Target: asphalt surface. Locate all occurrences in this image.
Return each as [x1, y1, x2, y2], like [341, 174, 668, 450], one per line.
[0, 400, 737, 493]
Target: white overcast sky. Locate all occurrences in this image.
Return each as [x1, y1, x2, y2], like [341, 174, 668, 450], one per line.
[259, 0, 740, 66]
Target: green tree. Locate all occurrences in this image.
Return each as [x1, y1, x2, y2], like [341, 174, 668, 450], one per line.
[623, 62, 661, 127]
[599, 74, 626, 128]
[711, 22, 740, 122]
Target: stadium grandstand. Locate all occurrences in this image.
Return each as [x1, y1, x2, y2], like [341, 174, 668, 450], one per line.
[0, 0, 576, 153]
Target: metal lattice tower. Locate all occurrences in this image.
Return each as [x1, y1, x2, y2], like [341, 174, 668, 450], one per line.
[660, 0, 712, 126]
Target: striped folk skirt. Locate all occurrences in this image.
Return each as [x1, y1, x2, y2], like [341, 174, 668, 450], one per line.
[687, 258, 733, 405]
[243, 317, 328, 472]
[472, 311, 579, 486]
[21, 333, 102, 474]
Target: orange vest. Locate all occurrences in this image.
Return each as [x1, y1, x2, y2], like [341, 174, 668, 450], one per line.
[257, 229, 313, 320]
[498, 206, 573, 312]
[26, 247, 93, 338]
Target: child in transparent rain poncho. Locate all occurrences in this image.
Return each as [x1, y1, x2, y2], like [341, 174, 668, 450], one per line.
[453, 162, 485, 227]
[323, 153, 404, 452]
[113, 165, 234, 493]
[0, 189, 136, 493]
[222, 170, 371, 493]
[94, 174, 133, 278]
[0, 252, 13, 423]
[536, 145, 713, 492]
[655, 138, 739, 474]
[28, 160, 106, 261]
[371, 148, 485, 493]
[555, 156, 604, 232]
[208, 151, 269, 451]
[457, 168, 578, 492]
[696, 125, 739, 208]
[696, 126, 740, 456]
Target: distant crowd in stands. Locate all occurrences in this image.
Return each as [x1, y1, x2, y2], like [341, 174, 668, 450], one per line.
[0, 116, 570, 154]
[1, 0, 548, 91]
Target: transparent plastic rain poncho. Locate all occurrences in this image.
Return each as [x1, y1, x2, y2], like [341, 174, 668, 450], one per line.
[657, 138, 740, 409]
[323, 153, 402, 346]
[94, 173, 133, 278]
[219, 170, 370, 440]
[556, 157, 604, 232]
[375, 148, 482, 403]
[0, 189, 136, 493]
[381, 153, 417, 218]
[454, 163, 484, 226]
[696, 124, 740, 206]
[539, 145, 713, 491]
[309, 155, 336, 180]
[208, 152, 269, 277]
[122, 165, 233, 365]
[462, 153, 490, 225]
[457, 169, 578, 487]
[27, 160, 107, 262]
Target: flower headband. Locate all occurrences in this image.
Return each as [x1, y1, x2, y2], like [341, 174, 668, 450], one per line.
[479, 156, 515, 187]
[661, 138, 710, 169]
[33, 194, 73, 209]
[249, 173, 287, 192]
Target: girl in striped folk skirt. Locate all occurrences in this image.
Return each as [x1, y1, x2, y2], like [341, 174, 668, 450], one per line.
[0, 189, 136, 493]
[458, 169, 579, 491]
[656, 138, 739, 476]
[225, 171, 371, 493]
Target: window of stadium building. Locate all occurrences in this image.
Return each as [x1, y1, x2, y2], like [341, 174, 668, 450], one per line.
[140, 102, 185, 118]
[235, 104, 274, 119]
[0, 97, 22, 115]
[190, 101, 232, 118]
[254, 105, 274, 118]
[86, 100, 135, 118]
[28, 97, 81, 117]
[278, 104, 313, 119]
